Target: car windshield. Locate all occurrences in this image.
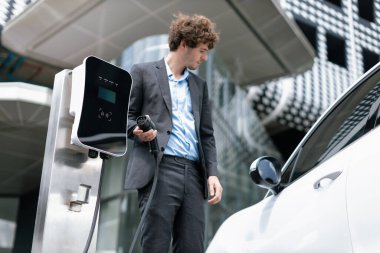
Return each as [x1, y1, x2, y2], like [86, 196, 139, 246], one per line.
[280, 72, 380, 186]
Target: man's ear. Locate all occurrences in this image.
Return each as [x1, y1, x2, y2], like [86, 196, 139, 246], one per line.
[180, 40, 187, 49]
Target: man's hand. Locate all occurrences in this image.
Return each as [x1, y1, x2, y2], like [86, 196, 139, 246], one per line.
[207, 176, 223, 205]
[133, 126, 157, 142]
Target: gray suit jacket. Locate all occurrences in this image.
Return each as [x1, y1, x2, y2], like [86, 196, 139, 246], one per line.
[124, 59, 218, 198]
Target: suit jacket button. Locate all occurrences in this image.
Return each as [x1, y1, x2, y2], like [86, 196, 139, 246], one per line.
[167, 130, 171, 135]
[161, 147, 165, 151]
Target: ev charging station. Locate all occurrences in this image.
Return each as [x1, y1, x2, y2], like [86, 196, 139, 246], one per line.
[31, 56, 132, 253]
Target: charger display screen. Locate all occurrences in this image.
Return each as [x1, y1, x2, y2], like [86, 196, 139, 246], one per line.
[98, 86, 116, 104]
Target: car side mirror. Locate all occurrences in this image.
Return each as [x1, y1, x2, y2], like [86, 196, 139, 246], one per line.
[249, 156, 282, 195]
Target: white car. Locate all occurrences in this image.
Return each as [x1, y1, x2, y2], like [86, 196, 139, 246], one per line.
[207, 63, 380, 253]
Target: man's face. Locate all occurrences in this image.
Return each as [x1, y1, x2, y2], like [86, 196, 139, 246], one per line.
[183, 43, 209, 70]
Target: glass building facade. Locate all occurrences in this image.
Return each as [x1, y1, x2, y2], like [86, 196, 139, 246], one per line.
[250, 0, 380, 133]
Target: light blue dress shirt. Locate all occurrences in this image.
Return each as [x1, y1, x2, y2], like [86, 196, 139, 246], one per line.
[163, 59, 199, 161]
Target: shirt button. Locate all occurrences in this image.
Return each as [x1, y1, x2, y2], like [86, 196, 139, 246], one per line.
[161, 147, 165, 152]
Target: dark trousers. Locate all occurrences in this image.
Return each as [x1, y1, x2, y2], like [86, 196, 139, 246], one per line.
[138, 155, 205, 253]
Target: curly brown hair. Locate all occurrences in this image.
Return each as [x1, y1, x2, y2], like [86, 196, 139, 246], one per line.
[168, 13, 219, 51]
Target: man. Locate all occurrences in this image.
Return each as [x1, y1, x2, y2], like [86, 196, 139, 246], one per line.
[125, 13, 223, 253]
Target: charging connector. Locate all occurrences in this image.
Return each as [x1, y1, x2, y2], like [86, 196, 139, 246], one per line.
[136, 115, 159, 156]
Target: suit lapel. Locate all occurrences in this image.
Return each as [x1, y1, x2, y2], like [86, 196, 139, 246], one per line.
[155, 59, 172, 117]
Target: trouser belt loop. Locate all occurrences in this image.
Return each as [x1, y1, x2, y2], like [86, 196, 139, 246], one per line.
[184, 164, 188, 194]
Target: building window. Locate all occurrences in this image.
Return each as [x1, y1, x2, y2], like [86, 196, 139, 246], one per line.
[358, 0, 375, 22]
[326, 32, 346, 68]
[294, 18, 318, 53]
[227, 81, 236, 102]
[362, 48, 379, 72]
[218, 84, 224, 107]
[325, 0, 342, 7]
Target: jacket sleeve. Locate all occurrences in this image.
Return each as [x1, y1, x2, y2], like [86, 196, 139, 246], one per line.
[127, 64, 143, 138]
[199, 80, 219, 177]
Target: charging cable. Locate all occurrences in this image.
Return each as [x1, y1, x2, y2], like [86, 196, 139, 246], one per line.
[83, 151, 109, 253]
[128, 150, 159, 253]
[83, 115, 160, 253]
[128, 115, 160, 253]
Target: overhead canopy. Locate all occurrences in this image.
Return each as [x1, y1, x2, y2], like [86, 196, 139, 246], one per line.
[0, 83, 51, 195]
[1, 0, 314, 86]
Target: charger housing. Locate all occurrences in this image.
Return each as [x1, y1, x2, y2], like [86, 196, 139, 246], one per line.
[70, 56, 132, 157]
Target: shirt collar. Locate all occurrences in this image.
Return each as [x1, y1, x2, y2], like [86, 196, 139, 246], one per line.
[164, 57, 189, 82]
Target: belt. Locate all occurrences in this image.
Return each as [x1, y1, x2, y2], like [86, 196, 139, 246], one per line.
[161, 155, 199, 167]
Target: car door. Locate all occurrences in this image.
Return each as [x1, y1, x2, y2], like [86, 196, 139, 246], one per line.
[236, 143, 352, 252]
[207, 148, 352, 253]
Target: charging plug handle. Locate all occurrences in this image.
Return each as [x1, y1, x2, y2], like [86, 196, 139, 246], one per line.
[136, 115, 159, 155]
